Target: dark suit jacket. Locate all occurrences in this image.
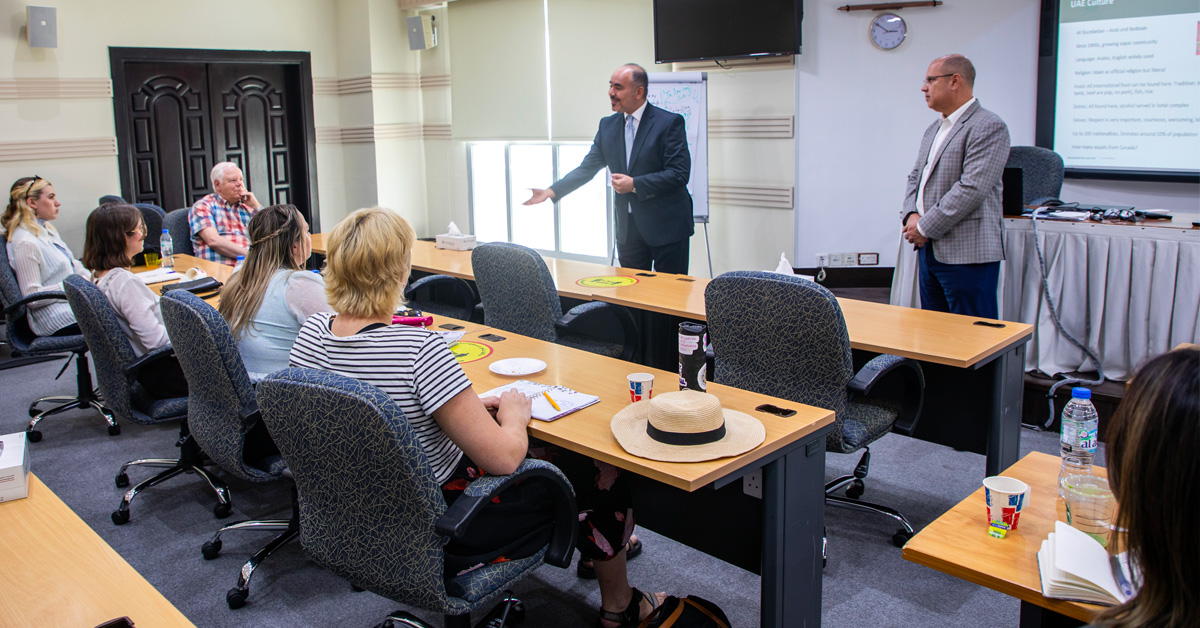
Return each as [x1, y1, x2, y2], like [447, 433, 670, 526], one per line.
[550, 103, 694, 247]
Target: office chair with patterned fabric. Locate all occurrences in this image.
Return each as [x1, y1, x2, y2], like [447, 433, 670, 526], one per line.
[705, 271, 925, 547]
[61, 275, 224, 525]
[472, 242, 639, 361]
[134, 203, 167, 257]
[0, 243, 110, 441]
[163, 208, 194, 257]
[1006, 146, 1065, 204]
[405, 273, 479, 322]
[257, 367, 578, 628]
[159, 290, 295, 609]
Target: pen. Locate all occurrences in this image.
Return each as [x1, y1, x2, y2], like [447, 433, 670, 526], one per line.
[542, 391, 562, 412]
[1110, 554, 1134, 598]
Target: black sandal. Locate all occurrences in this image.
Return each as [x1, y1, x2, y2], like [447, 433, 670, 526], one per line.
[597, 587, 660, 628]
[578, 537, 643, 579]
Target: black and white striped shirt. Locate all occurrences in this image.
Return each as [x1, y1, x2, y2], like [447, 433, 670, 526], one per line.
[289, 313, 472, 484]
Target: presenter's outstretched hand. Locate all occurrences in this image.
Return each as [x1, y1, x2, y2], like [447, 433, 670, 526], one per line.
[523, 188, 556, 205]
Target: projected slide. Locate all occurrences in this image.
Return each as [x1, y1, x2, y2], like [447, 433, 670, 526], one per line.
[1052, 1, 1199, 175]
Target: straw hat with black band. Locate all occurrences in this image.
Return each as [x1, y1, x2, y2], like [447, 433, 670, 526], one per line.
[611, 390, 766, 462]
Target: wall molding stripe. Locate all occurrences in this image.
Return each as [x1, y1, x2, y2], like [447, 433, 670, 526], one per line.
[423, 124, 451, 139]
[709, 184, 793, 210]
[420, 75, 451, 89]
[0, 78, 112, 99]
[0, 137, 117, 161]
[710, 116, 794, 139]
[316, 123, 426, 143]
[311, 73, 428, 96]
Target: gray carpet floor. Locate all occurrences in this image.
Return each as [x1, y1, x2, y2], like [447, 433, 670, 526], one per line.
[1, 350, 1103, 628]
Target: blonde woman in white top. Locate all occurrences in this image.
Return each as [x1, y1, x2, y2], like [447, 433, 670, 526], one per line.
[82, 203, 187, 398]
[3, 176, 91, 336]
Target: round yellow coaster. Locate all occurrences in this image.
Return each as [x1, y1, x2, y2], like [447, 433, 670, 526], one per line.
[450, 341, 493, 363]
[576, 275, 638, 288]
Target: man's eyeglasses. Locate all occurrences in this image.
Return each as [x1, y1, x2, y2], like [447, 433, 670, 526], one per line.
[923, 74, 956, 85]
[23, 175, 42, 201]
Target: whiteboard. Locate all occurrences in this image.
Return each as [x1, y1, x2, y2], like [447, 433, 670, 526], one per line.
[647, 72, 708, 223]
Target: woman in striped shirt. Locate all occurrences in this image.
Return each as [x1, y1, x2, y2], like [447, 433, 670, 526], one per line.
[290, 207, 664, 628]
[3, 176, 91, 336]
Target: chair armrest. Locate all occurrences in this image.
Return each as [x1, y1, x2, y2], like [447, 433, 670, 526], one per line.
[123, 345, 177, 379]
[557, 301, 640, 362]
[848, 354, 925, 436]
[405, 274, 477, 316]
[3, 290, 68, 315]
[436, 458, 579, 569]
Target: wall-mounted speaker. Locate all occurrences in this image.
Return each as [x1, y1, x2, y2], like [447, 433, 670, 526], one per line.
[27, 6, 57, 48]
[407, 15, 436, 51]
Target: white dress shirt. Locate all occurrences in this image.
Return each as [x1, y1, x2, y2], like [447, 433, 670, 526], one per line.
[915, 97, 977, 236]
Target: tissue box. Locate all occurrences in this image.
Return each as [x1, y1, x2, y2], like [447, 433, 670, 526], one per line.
[435, 233, 477, 251]
[0, 432, 30, 503]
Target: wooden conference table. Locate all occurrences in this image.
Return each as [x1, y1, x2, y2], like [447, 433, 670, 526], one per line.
[311, 236, 1033, 475]
[903, 452, 1108, 627]
[141, 253, 836, 628]
[0, 474, 196, 627]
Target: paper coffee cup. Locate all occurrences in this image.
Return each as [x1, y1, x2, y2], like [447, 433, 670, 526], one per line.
[628, 373, 654, 403]
[185, 268, 208, 280]
[983, 475, 1031, 530]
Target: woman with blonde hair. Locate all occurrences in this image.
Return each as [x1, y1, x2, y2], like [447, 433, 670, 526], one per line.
[82, 203, 187, 397]
[4, 176, 91, 336]
[290, 207, 664, 628]
[218, 204, 329, 381]
[1092, 347, 1199, 628]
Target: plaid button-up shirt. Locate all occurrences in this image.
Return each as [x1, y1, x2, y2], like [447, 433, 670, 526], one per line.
[188, 193, 255, 265]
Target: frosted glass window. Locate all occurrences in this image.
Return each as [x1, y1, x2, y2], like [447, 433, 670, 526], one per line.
[557, 144, 608, 258]
[469, 143, 508, 243]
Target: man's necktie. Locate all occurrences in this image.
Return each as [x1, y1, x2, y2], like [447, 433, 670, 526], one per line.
[625, 114, 635, 171]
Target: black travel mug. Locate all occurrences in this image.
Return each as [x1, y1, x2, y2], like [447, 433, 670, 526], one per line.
[678, 322, 707, 392]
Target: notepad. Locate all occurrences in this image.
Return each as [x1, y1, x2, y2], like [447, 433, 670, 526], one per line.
[1036, 521, 1136, 606]
[136, 268, 180, 284]
[479, 380, 599, 422]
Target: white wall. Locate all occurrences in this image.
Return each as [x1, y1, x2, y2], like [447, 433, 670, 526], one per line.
[0, 0, 341, 252]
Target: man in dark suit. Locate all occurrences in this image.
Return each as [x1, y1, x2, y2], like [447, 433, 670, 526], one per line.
[900, 54, 1010, 319]
[525, 63, 693, 274]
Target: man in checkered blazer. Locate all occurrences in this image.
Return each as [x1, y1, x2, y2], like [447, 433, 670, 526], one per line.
[900, 54, 1010, 319]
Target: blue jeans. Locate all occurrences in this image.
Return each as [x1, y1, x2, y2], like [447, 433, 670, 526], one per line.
[918, 243, 1000, 319]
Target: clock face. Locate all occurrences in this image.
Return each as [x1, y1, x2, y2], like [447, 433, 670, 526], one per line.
[870, 13, 907, 51]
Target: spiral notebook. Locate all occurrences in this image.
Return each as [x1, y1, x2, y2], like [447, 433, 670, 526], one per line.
[479, 380, 599, 422]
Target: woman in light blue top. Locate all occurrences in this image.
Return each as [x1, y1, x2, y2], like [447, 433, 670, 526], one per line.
[218, 204, 330, 381]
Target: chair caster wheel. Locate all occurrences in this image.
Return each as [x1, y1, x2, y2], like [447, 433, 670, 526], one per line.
[214, 502, 232, 519]
[26, 430, 42, 443]
[892, 529, 912, 548]
[107, 424, 121, 436]
[115, 473, 129, 488]
[112, 510, 130, 525]
[845, 479, 864, 499]
[226, 587, 248, 609]
[201, 539, 222, 560]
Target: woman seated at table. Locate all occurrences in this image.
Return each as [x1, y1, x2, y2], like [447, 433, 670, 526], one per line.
[218, 203, 330, 381]
[289, 207, 665, 628]
[81, 203, 188, 397]
[4, 176, 91, 336]
[1092, 346, 1198, 628]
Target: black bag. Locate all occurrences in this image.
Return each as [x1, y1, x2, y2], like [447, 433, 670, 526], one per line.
[638, 595, 731, 628]
[160, 277, 222, 296]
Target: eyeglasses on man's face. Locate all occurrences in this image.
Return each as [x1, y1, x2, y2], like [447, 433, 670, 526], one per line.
[923, 74, 956, 85]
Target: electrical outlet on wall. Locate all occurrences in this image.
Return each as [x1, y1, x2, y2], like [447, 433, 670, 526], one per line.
[816, 253, 829, 267]
[743, 468, 763, 499]
[858, 253, 879, 266]
[842, 253, 858, 267]
[830, 253, 844, 267]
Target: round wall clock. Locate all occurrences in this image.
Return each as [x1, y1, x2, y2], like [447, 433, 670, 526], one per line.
[869, 13, 907, 51]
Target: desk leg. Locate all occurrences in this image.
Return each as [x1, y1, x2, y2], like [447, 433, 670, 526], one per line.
[986, 342, 1026, 476]
[762, 431, 827, 628]
[1019, 600, 1086, 628]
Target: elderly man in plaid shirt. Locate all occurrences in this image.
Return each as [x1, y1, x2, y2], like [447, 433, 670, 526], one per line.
[189, 162, 262, 265]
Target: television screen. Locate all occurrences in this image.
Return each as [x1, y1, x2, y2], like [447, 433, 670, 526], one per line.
[654, 0, 803, 64]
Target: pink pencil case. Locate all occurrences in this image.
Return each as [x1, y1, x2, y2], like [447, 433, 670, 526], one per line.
[392, 315, 433, 328]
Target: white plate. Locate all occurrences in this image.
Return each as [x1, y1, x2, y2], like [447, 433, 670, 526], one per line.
[489, 358, 547, 376]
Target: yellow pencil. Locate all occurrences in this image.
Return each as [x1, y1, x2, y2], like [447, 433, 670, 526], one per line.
[542, 390, 562, 412]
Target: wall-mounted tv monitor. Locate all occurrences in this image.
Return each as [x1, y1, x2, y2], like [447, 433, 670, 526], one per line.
[1035, 0, 1199, 183]
[653, 0, 803, 64]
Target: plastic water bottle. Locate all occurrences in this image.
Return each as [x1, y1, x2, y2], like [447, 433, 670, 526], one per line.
[1058, 387, 1098, 497]
[233, 255, 245, 272]
[159, 229, 174, 270]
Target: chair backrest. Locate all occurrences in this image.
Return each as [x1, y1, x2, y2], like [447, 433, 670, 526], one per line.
[1006, 146, 1064, 203]
[134, 204, 166, 255]
[257, 367, 452, 608]
[62, 275, 141, 423]
[98, 194, 126, 205]
[0, 240, 40, 349]
[159, 290, 271, 481]
[162, 209, 194, 256]
[705, 270, 853, 434]
[471, 242, 561, 342]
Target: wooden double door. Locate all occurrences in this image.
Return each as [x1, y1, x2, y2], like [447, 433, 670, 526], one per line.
[110, 48, 319, 227]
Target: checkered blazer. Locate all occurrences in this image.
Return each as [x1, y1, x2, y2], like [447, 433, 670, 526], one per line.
[901, 100, 1010, 265]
